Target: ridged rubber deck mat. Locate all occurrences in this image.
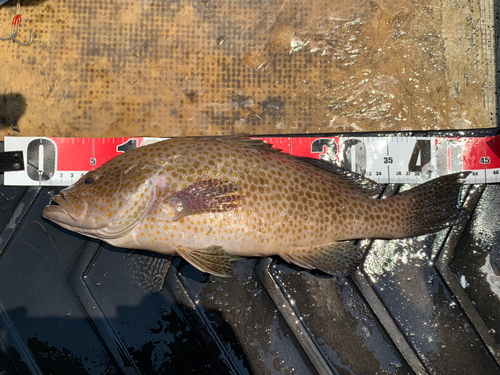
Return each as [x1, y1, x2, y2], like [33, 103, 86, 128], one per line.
[0, 132, 499, 374]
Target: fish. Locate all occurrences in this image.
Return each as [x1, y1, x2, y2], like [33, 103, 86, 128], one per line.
[43, 137, 470, 284]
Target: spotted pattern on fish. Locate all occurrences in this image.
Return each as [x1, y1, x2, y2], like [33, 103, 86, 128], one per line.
[43, 137, 469, 277]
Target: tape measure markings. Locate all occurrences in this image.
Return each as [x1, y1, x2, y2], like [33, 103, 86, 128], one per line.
[4, 135, 500, 186]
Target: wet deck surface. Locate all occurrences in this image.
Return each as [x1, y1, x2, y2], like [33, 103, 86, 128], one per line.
[0, 131, 499, 374]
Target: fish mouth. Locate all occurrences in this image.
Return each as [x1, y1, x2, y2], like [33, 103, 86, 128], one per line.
[43, 191, 88, 223]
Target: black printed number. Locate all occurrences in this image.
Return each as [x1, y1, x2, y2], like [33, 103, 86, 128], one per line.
[311, 138, 338, 163]
[383, 157, 393, 164]
[480, 156, 490, 165]
[26, 138, 56, 181]
[117, 139, 138, 153]
[408, 140, 431, 172]
[339, 139, 367, 175]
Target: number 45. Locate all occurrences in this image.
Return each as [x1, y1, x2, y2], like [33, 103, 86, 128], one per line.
[480, 156, 490, 164]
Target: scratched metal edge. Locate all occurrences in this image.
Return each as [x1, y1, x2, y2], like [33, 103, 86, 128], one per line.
[256, 258, 336, 375]
[435, 184, 500, 365]
[66, 241, 140, 375]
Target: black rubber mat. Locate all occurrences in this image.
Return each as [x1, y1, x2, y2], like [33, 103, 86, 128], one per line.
[0, 133, 499, 375]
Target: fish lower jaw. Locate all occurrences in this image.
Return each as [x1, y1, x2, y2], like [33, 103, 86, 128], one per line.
[42, 204, 70, 220]
[43, 205, 109, 239]
[50, 192, 89, 221]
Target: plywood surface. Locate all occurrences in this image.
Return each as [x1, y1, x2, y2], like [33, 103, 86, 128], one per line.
[0, 0, 495, 138]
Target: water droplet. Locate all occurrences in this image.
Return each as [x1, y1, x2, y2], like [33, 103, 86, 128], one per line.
[460, 274, 469, 289]
[361, 325, 371, 338]
[273, 357, 286, 371]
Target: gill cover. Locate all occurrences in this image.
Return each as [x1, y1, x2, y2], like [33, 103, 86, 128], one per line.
[91, 163, 166, 239]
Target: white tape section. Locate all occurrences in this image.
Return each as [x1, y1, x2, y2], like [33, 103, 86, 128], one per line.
[4, 135, 500, 186]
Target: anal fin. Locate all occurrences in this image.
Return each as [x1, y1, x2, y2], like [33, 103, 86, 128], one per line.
[282, 242, 365, 276]
[177, 245, 240, 277]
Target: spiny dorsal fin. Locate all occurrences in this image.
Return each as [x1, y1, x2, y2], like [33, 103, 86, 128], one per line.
[299, 158, 382, 198]
[203, 136, 281, 153]
[212, 137, 381, 198]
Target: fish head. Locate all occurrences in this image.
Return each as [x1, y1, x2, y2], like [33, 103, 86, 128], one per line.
[43, 157, 164, 239]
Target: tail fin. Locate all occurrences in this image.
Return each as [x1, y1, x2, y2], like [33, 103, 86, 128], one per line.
[387, 172, 470, 238]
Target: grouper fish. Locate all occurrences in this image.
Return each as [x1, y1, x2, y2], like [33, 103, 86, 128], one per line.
[43, 137, 469, 281]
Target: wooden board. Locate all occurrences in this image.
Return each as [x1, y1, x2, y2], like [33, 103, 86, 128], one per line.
[0, 0, 496, 138]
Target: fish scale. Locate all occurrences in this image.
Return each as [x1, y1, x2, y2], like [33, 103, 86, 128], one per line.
[43, 137, 470, 279]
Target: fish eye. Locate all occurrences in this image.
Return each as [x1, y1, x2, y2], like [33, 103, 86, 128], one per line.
[84, 174, 97, 185]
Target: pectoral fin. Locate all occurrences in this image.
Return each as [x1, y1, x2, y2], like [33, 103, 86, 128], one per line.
[282, 242, 365, 276]
[165, 179, 244, 221]
[177, 245, 240, 277]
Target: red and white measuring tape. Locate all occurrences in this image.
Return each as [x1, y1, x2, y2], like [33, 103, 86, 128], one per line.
[4, 135, 500, 186]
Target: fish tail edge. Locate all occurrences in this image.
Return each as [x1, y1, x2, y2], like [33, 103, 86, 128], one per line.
[387, 171, 470, 238]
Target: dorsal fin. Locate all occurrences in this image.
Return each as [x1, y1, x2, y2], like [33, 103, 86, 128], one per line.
[211, 136, 382, 198]
[297, 158, 382, 198]
[211, 136, 282, 153]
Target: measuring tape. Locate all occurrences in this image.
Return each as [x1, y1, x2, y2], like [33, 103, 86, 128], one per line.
[4, 135, 500, 186]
